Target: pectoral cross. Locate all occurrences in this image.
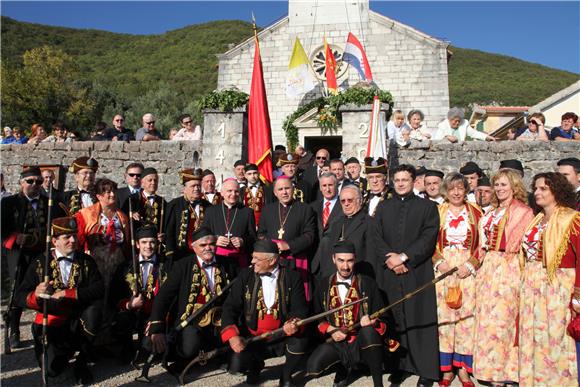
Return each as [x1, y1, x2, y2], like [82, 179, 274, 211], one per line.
[225, 232, 233, 239]
[277, 228, 285, 239]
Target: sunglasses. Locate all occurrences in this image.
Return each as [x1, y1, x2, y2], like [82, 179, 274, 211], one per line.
[316, 156, 327, 160]
[115, 119, 124, 122]
[340, 198, 356, 203]
[145, 121, 155, 125]
[24, 178, 43, 185]
[128, 173, 142, 178]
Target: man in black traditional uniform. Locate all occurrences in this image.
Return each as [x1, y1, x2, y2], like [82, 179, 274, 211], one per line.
[412, 166, 427, 198]
[202, 178, 256, 278]
[148, 228, 230, 373]
[424, 170, 445, 205]
[312, 184, 373, 280]
[122, 167, 167, 241]
[363, 157, 391, 217]
[258, 176, 316, 300]
[62, 156, 99, 215]
[165, 169, 211, 269]
[1, 166, 65, 347]
[110, 225, 164, 363]
[201, 169, 223, 206]
[220, 239, 309, 386]
[276, 153, 311, 203]
[307, 240, 387, 387]
[240, 163, 269, 226]
[371, 164, 440, 387]
[15, 217, 104, 384]
[233, 159, 247, 190]
[345, 157, 368, 197]
[459, 162, 484, 204]
[475, 176, 493, 215]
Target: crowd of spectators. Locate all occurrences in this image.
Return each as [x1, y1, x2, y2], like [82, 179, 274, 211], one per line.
[2, 109, 579, 145]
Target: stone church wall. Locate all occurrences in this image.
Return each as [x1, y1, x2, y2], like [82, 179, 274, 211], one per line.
[217, 11, 449, 146]
[1, 141, 576, 200]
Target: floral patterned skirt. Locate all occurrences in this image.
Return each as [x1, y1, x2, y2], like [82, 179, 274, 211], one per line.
[473, 251, 520, 383]
[519, 262, 577, 386]
[436, 249, 476, 372]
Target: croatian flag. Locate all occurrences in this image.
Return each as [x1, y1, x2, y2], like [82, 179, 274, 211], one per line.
[343, 32, 373, 81]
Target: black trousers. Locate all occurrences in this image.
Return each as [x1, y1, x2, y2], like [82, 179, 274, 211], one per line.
[31, 303, 102, 377]
[307, 326, 384, 387]
[7, 249, 34, 333]
[228, 335, 309, 382]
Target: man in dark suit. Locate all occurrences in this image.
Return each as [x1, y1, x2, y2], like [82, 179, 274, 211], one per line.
[115, 162, 144, 210]
[302, 148, 329, 201]
[310, 172, 343, 242]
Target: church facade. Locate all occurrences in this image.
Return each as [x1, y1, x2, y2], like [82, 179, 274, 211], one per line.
[217, 0, 450, 149]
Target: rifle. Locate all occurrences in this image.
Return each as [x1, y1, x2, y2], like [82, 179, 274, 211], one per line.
[135, 276, 238, 383]
[2, 222, 27, 355]
[179, 297, 369, 385]
[41, 182, 55, 386]
[326, 267, 458, 340]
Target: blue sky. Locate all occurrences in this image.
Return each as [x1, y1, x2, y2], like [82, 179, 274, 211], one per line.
[2, 1, 579, 74]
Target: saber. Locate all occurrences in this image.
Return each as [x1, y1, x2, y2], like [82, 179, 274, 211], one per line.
[41, 179, 55, 386]
[178, 297, 369, 385]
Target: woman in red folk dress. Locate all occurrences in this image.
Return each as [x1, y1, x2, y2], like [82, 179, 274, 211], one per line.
[519, 172, 580, 386]
[433, 173, 483, 387]
[473, 169, 534, 386]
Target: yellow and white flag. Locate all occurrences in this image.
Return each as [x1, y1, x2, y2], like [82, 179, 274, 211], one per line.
[286, 38, 316, 97]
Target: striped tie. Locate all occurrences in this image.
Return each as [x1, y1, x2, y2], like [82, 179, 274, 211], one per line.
[322, 201, 331, 229]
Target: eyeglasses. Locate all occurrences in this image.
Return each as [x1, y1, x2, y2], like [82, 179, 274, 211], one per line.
[24, 178, 43, 185]
[182, 120, 193, 125]
[128, 173, 142, 178]
[145, 121, 155, 125]
[316, 156, 327, 160]
[340, 198, 357, 203]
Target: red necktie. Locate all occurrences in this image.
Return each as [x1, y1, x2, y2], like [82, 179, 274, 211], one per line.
[322, 201, 331, 229]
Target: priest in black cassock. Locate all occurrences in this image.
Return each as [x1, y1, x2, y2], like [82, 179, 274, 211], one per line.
[257, 176, 316, 300]
[164, 169, 211, 270]
[312, 184, 373, 280]
[202, 178, 256, 278]
[220, 239, 308, 386]
[371, 164, 440, 386]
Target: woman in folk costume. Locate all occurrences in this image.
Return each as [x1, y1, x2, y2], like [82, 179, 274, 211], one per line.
[432, 173, 483, 387]
[75, 178, 130, 296]
[519, 172, 580, 386]
[473, 169, 534, 386]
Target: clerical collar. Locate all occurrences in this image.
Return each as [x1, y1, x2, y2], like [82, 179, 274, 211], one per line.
[395, 191, 414, 201]
[224, 202, 236, 209]
[139, 254, 157, 264]
[280, 200, 294, 207]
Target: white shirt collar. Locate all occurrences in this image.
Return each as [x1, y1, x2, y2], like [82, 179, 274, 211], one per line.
[139, 254, 157, 264]
[55, 249, 74, 260]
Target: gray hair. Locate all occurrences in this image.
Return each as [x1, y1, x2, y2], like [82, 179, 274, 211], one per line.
[447, 107, 464, 120]
[319, 172, 338, 185]
[407, 109, 425, 121]
[340, 184, 362, 200]
[441, 172, 469, 201]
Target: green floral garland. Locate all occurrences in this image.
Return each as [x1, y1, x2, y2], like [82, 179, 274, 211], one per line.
[282, 86, 393, 149]
[196, 89, 249, 112]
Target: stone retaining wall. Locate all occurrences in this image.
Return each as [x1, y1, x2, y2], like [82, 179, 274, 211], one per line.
[1, 141, 577, 200]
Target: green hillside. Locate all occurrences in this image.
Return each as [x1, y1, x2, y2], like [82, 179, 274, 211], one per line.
[1, 16, 578, 134]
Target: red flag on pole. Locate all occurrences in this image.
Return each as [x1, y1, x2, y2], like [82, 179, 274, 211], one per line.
[324, 38, 338, 95]
[248, 29, 274, 183]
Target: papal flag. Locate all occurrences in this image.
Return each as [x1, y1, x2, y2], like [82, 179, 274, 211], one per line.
[286, 38, 315, 97]
[366, 95, 387, 159]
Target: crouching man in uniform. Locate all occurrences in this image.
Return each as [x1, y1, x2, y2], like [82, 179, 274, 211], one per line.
[307, 240, 387, 387]
[220, 239, 309, 386]
[15, 217, 104, 384]
[148, 227, 230, 373]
